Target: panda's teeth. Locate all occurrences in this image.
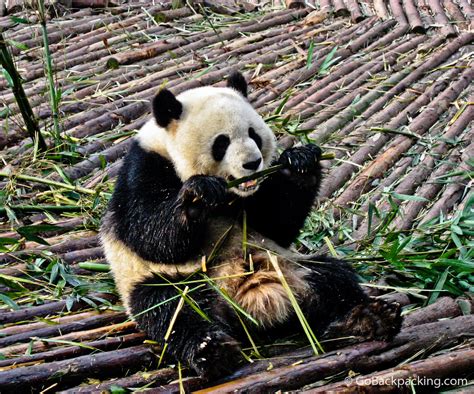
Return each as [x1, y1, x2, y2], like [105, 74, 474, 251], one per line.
[237, 179, 258, 191]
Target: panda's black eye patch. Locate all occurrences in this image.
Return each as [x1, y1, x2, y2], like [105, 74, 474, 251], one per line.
[249, 127, 262, 150]
[212, 134, 230, 161]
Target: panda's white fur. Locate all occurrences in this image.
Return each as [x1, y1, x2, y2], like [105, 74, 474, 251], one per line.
[137, 86, 276, 197]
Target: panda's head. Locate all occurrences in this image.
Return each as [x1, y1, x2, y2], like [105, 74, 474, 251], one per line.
[138, 72, 277, 197]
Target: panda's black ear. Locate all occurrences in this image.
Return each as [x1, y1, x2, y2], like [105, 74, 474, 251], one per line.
[152, 89, 183, 128]
[227, 72, 248, 98]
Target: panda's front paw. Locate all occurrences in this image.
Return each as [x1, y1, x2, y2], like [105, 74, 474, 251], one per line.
[190, 330, 242, 380]
[179, 175, 227, 220]
[278, 144, 322, 185]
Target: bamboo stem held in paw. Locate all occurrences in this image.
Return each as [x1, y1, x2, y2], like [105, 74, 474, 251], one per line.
[227, 152, 335, 189]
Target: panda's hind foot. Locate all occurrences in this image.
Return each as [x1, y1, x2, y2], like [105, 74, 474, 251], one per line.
[190, 329, 242, 380]
[324, 298, 402, 342]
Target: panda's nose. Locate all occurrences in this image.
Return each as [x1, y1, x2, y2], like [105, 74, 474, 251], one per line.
[242, 158, 262, 171]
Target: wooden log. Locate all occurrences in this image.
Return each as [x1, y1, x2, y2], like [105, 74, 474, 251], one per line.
[402, 0, 425, 33]
[389, 0, 408, 25]
[363, 316, 474, 369]
[0, 332, 145, 369]
[353, 91, 472, 237]
[1, 321, 136, 357]
[103, 9, 307, 68]
[302, 31, 421, 115]
[317, 33, 473, 200]
[0, 345, 157, 391]
[310, 347, 474, 392]
[304, 68, 408, 141]
[319, 0, 332, 12]
[0, 312, 126, 348]
[0, 235, 98, 264]
[428, 0, 457, 37]
[443, 0, 468, 29]
[198, 316, 474, 392]
[373, 0, 390, 19]
[457, 0, 474, 28]
[0, 4, 179, 90]
[403, 297, 473, 328]
[66, 34, 303, 140]
[286, 0, 306, 8]
[346, 0, 365, 22]
[57, 14, 313, 139]
[0, 293, 117, 325]
[330, 33, 448, 143]
[0, 310, 100, 336]
[392, 136, 473, 230]
[333, 0, 350, 17]
[58, 367, 177, 393]
[261, 19, 378, 112]
[252, 18, 393, 108]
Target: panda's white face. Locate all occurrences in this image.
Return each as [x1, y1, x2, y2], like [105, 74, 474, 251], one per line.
[138, 86, 277, 197]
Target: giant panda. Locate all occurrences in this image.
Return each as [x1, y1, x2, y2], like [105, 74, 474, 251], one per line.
[100, 72, 401, 379]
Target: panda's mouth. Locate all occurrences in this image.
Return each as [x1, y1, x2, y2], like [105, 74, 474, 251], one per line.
[228, 176, 260, 193]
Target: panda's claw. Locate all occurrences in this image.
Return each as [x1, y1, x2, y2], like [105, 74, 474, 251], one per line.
[278, 144, 322, 180]
[190, 330, 242, 380]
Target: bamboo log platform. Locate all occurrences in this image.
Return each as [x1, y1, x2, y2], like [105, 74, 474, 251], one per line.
[0, 0, 473, 392]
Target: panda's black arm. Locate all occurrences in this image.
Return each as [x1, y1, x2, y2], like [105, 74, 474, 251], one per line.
[245, 145, 322, 248]
[109, 142, 209, 263]
[245, 170, 320, 247]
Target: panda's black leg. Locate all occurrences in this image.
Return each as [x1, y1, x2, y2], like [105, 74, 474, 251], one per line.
[297, 256, 402, 342]
[129, 276, 243, 379]
[322, 297, 402, 342]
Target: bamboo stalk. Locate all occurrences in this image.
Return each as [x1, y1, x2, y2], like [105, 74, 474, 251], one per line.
[0, 32, 47, 151]
[37, 0, 61, 143]
[227, 153, 335, 189]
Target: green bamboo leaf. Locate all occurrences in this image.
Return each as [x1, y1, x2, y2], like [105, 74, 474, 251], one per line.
[10, 16, 30, 24]
[0, 293, 20, 310]
[391, 192, 429, 202]
[1, 67, 14, 87]
[427, 268, 449, 305]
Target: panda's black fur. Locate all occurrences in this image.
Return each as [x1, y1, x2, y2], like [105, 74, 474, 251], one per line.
[101, 73, 402, 379]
